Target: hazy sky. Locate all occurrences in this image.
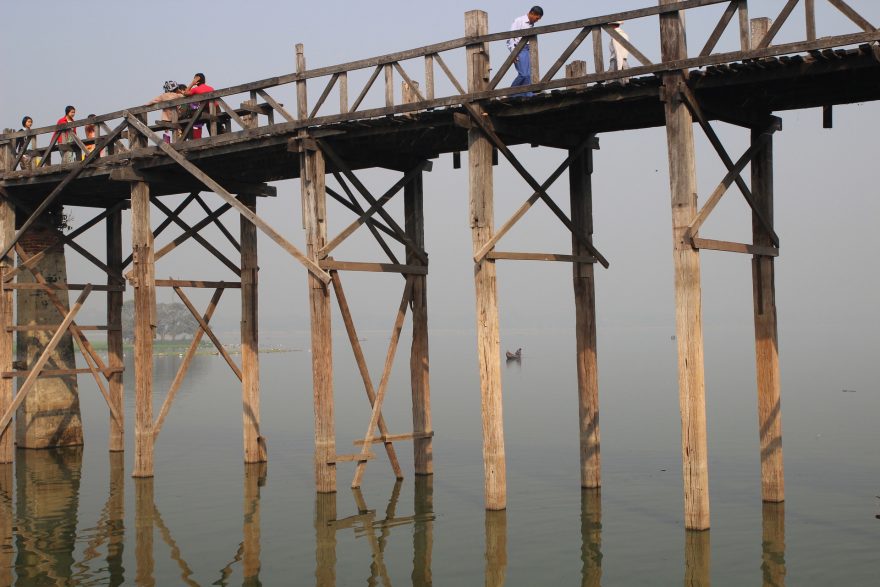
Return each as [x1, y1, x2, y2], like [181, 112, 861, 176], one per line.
[1, 0, 878, 356]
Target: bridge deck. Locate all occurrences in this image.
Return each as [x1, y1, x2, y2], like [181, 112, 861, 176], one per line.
[3, 46, 879, 208]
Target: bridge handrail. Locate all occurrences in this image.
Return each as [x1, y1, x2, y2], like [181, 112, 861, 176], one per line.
[2, 0, 877, 173]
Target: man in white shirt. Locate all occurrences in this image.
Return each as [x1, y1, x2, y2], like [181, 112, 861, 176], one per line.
[609, 20, 630, 82]
[508, 6, 543, 95]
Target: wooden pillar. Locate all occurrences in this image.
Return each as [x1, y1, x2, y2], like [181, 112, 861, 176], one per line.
[684, 530, 711, 586]
[298, 44, 336, 493]
[107, 206, 124, 452]
[466, 9, 506, 511]
[751, 128, 784, 502]
[0, 134, 14, 462]
[106, 452, 126, 584]
[659, 0, 710, 530]
[240, 193, 265, 463]
[130, 114, 156, 478]
[314, 492, 337, 587]
[405, 169, 433, 475]
[134, 478, 155, 585]
[567, 61, 601, 489]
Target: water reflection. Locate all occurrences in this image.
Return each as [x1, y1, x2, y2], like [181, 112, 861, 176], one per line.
[762, 503, 786, 587]
[1, 463, 13, 587]
[684, 530, 710, 587]
[581, 488, 602, 587]
[14, 447, 83, 585]
[315, 477, 436, 586]
[216, 462, 267, 587]
[484, 510, 507, 587]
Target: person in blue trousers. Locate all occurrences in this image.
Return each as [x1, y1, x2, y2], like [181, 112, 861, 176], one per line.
[508, 6, 543, 96]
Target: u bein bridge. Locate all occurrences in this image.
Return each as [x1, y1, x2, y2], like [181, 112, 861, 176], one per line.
[1, 0, 879, 531]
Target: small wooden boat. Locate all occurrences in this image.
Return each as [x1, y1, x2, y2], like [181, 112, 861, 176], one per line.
[506, 348, 522, 360]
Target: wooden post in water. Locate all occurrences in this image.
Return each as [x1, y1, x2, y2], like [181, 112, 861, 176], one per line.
[240, 192, 265, 463]
[243, 462, 267, 583]
[466, 10, 506, 511]
[751, 126, 784, 502]
[403, 84, 433, 476]
[135, 478, 155, 585]
[484, 510, 508, 587]
[131, 113, 156, 478]
[659, 0, 710, 530]
[762, 502, 786, 584]
[298, 43, 336, 493]
[314, 492, 337, 586]
[107, 206, 124, 452]
[0, 134, 14, 462]
[567, 61, 601, 489]
[580, 488, 603, 587]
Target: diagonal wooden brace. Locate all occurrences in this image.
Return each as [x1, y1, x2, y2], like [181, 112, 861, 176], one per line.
[463, 102, 610, 268]
[124, 113, 331, 284]
[174, 286, 242, 381]
[0, 285, 91, 435]
[602, 24, 654, 66]
[677, 81, 780, 246]
[151, 197, 241, 276]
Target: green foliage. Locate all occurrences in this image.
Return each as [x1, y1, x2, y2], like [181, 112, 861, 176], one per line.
[121, 299, 199, 342]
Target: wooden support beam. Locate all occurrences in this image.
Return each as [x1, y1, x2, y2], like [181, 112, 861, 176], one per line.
[750, 127, 784, 503]
[0, 286, 91, 436]
[6, 324, 108, 332]
[319, 260, 427, 274]
[352, 431, 435, 446]
[122, 193, 198, 270]
[150, 202, 232, 266]
[691, 237, 778, 256]
[570, 125, 602, 490]
[0, 140, 14, 462]
[4, 283, 124, 291]
[154, 279, 241, 288]
[602, 24, 654, 66]
[826, 0, 875, 33]
[153, 289, 224, 442]
[488, 251, 597, 263]
[0, 367, 121, 379]
[467, 10, 506, 511]
[351, 276, 413, 488]
[758, 0, 800, 49]
[330, 453, 376, 463]
[239, 193, 266, 463]
[107, 205, 125, 451]
[700, 1, 740, 57]
[542, 27, 591, 83]
[661, 2, 710, 531]
[130, 134, 156, 477]
[330, 272, 403, 479]
[405, 166, 433, 476]
[193, 193, 241, 252]
[124, 113, 330, 284]
[328, 178, 404, 260]
[174, 286, 242, 381]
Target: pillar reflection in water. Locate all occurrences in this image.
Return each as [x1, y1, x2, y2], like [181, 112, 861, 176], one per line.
[581, 488, 603, 587]
[484, 510, 507, 587]
[315, 491, 337, 587]
[0, 463, 12, 587]
[684, 530, 711, 587]
[242, 461, 267, 586]
[412, 475, 433, 587]
[761, 502, 786, 587]
[14, 446, 83, 585]
[134, 478, 155, 587]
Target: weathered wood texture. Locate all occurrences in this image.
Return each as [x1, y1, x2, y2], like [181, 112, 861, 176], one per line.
[406, 168, 433, 475]
[301, 125, 335, 491]
[484, 510, 508, 587]
[240, 193, 266, 463]
[567, 69, 601, 489]
[751, 127, 784, 503]
[106, 207, 124, 452]
[134, 478, 155, 585]
[762, 502, 786, 585]
[581, 488, 603, 587]
[467, 10, 507, 511]
[131, 117, 156, 477]
[0, 138, 13, 461]
[685, 530, 711, 585]
[660, 0, 710, 531]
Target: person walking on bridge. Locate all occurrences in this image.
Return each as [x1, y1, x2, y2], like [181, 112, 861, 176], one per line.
[608, 20, 630, 83]
[52, 106, 78, 164]
[508, 6, 543, 96]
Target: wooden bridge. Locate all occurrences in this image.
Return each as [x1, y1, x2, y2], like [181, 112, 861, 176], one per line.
[1, 0, 879, 530]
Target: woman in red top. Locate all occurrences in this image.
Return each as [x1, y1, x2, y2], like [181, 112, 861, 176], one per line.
[53, 105, 78, 164]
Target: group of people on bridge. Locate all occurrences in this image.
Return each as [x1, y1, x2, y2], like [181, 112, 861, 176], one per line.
[13, 72, 220, 169]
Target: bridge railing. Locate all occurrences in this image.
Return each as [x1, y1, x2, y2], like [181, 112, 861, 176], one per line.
[2, 0, 878, 176]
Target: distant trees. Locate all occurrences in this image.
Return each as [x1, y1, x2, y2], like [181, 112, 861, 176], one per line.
[121, 300, 199, 342]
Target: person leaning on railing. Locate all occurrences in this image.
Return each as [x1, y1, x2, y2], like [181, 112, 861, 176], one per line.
[52, 105, 78, 164]
[185, 73, 226, 137]
[508, 5, 543, 96]
[149, 81, 187, 142]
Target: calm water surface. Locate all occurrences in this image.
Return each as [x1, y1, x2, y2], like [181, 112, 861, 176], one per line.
[1, 327, 877, 585]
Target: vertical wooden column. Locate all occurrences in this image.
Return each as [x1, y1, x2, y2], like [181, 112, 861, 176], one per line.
[0, 134, 14, 462]
[298, 44, 336, 493]
[130, 114, 156, 478]
[405, 168, 433, 475]
[466, 10, 506, 511]
[751, 128, 784, 502]
[659, 0, 710, 530]
[567, 61, 601, 489]
[240, 192, 265, 463]
[107, 206, 124, 452]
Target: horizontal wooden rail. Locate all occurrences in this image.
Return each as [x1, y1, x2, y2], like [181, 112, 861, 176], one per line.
[487, 252, 598, 263]
[7, 324, 108, 332]
[353, 431, 435, 446]
[154, 280, 242, 288]
[3, 283, 124, 292]
[319, 260, 427, 275]
[691, 237, 779, 256]
[2, 367, 123, 379]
